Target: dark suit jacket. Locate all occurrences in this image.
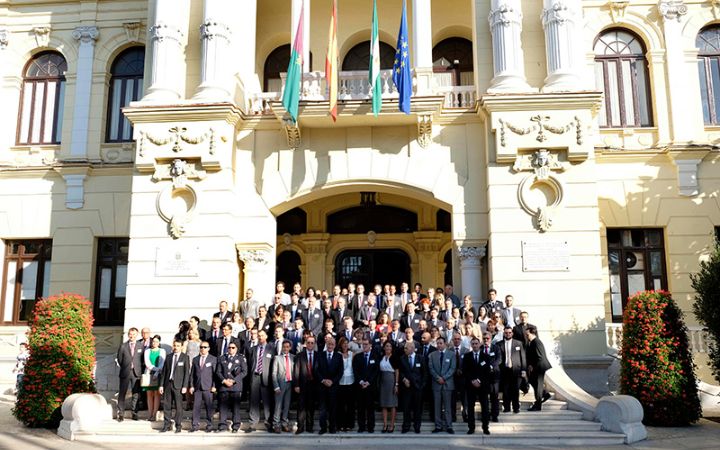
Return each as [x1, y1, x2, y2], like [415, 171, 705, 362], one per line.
[248, 343, 276, 386]
[304, 308, 324, 336]
[256, 317, 273, 335]
[316, 351, 343, 389]
[462, 351, 494, 389]
[215, 335, 241, 358]
[161, 352, 191, 390]
[117, 340, 144, 379]
[288, 304, 307, 323]
[357, 306, 379, 324]
[399, 353, 428, 390]
[527, 338, 552, 373]
[332, 308, 350, 329]
[512, 323, 537, 347]
[497, 338, 526, 374]
[213, 310, 233, 325]
[215, 352, 248, 392]
[207, 328, 223, 357]
[352, 350, 380, 388]
[401, 313, 423, 332]
[191, 354, 217, 391]
[293, 349, 319, 389]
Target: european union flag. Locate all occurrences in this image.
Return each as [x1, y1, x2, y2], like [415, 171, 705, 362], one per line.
[393, 0, 412, 114]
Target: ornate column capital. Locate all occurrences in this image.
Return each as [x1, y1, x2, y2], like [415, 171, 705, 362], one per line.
[658, 0, 687, 22]
[200, 19, 232, 42]
[541, 1, 579, 26]
[149, 22, 184, 44]
[0, 29, 8, 50]
[237, 248, 271, 268]
[457, 244, 487, 266]
[72, 26, 99, 45]
[488, 2, 523, 28]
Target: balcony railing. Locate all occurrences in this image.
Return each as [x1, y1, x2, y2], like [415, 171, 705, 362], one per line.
[247, 70, 477, 115]
[606, 322, 712, 354]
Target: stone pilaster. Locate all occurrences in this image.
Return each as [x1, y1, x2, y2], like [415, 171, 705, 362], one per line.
[457, 244, 485, 306]
[541, 0, 584, 92]
[70, 26, 99, 159]
[193, 0, 233, 101]
[143, 0, 189, 102]
[487, 0, 532, 93]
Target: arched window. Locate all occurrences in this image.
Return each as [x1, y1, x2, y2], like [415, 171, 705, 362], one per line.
[106, 47, 145, 142]
[594, 29, 652, 128]
[432, 37, 474, 87]
[263, 45, 314, 92]
[697, 26, 720, 124]
[17, 52, 67, 145]
[342, 41, 395, 71]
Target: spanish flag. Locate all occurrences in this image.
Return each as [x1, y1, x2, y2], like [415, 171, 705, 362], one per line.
[325, 0, 338, 121]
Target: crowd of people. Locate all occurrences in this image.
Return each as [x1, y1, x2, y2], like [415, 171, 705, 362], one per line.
[116, 282, 552, 435]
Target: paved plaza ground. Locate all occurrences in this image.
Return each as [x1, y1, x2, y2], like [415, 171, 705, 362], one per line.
[1, 395, 719, 450]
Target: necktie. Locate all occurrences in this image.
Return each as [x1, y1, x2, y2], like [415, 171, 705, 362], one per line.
[307, 351, 314, 380]
[170, 353, 178, 380]
[200, 355, 206, 368]
[410, 355, 414, 367]
[327, 352, 332, 364]
[455, 348, 460, 366]
[475, 352, 479, 364]
[365, 352, 370, 366]
[506, 340, 512, 367]
[222, 338, 228, 355]
[424, 346, 428, 358]
[129, 342, 135, 370]
[440, 351, 444, 371]
[285, 354, 292, 382]
[486, 345, 490, 355]
[257, 345, 264, 374]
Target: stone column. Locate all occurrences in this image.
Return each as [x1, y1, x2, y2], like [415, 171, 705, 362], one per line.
[457, 244, 485, 307]
[541, 0, 584, 92]
[143, 0, 189, 102]
[70, 26, 99, 158]
[291, 0, 310, 72]
[487, 0, 532, 93]
[193, 0, 234, 100]
[658, 0, 693, 142]
[412, 0, 434, 95]
[237, 0, 258, 79]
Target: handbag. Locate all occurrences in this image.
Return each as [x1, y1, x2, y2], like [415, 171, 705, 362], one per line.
[140, 373, 152, 387]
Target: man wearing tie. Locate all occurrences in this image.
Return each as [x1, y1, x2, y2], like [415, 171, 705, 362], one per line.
[499, 326, 526, 414]
[190, 341, 217, 432]
[159, 340, 190, 433]
[481, 332, 502, 422]
[351, 284, 367, 320]
[207, 317, 223, 357]
[333, 298, 349, 330]
[288, 293, 305, 323]
[115, 327, 143, 421]
[247, 329, 275, 432]
[215, 340, 247, 433]
[352, 339, 379, 433]
[293, 335, 319, 434]
[399, 341, 427, 434]
[305, 296, 324, 337]
[217, 323, 241, 357]
[388, 320, 406, 352]
[401, 302, 422, 333]
[213, 300, 233, 325]
[317, 336, 343, 434]
[502, 295, 522, 328]
[463, 336, 492, 435]
[450, 332, 470, 422]
[358, 294, 379, 328]
[271, 340, 295, 433]
[428, 336, 456, 434]
[385, 295, 403, 322]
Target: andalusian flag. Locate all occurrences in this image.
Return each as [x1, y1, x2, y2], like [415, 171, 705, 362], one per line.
[282, 0, 305, 123]
[326, 0, 338, 121]
[369, 0, 382, 116]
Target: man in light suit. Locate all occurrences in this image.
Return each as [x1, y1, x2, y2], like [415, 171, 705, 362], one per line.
[385, 295, 403, 322]
[501, 295, 522, 328]
[271, 340, 295, 433]
[190, 341, 217, 432]
[498, 326, 526, 414]
[428, 336, 456, 434]
[115, 327, 143, 421]
[357, 293, 379, 328]
[159, 339, 191, 433]
[317, 336, 343, 434]
[246, 329, 276, 432]
[304, 296, 324, 336]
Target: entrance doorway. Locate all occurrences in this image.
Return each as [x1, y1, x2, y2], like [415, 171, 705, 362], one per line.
[334, 249, 411, 288]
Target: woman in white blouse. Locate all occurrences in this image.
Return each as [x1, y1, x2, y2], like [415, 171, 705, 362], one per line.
[337, 336, 355, 432]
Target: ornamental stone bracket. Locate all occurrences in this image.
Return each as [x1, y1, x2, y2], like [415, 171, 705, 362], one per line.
[658, 0, 687, 22]
[668, 149, 710, 197]
[283, 119, 301, 149]
[151, 158, 207, 189]
[417, 114, 433, 149]
[33, 26, 51, 47]
[512, 149, 566, 232]
[52, 166, 92, 210]
[156, 182, 198, 239]
[0, 29, 8, 50]
[236, 244, 273, 270]
[608, 1, 629, 23]
[122, 22, 144, 43]
[71, 26, 99, 45]
[481, 92, 603, 163]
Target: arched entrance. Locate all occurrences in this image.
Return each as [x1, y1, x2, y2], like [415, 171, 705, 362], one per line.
[335, 249, 411, 288]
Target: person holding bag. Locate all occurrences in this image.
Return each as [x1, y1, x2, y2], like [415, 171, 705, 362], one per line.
[142, 335, 166, 421]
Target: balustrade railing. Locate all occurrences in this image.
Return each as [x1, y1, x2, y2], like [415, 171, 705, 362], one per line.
[606, 322, 712, 354]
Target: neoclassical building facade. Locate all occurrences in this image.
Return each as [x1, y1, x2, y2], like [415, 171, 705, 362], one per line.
[0, 0, 718, 394]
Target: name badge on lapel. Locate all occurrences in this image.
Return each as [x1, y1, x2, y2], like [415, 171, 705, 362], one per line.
[178, 362, 185, 366]
[515, 346, 521, 351]
[266, 353, 272, 358]
[415, 363, 421, 368]
[480, 361, 486, 366]
[136, 349, 142, 353]
[369, 360, 376, 364]
[205, 362, 212, 367]
[489, 352, 495, 356]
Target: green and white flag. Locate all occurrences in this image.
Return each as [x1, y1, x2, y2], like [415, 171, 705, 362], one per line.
[369, 0, 381, 116]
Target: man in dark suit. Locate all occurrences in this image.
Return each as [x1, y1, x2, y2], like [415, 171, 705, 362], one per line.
[115, 327, 143, 421]
[317, 336, 343, 434]
[304, 296, 324, 336]
[288, 293, 306, 323]
[401, 302, 423, 332]
[213, 300, 233, 325]
[350, 284, 367, 319]
[159, 340, 191, 433]
[357, 294, 379, 328]
[512, 311, 535, 348]
[217, 323, 241, 357]
[463, 336, 493, 435]
[246, 329, 275, 431]
[352, 338, 379, 433]
[450, 332, 470, 422]
[215, 340, 248, 432]
[526, 325, 552, 411]
[498, 326, 526, 414]
[207, 317, 223, 357]
[190, 341, 217, 432]
[483, 334, 502, 422]
[388, 320, 406, 351]
[332, 297, 349, 330]
[293, 335, 319, 434]
[399, 341, 427, 434]
[480, 289, 504, 318]
[384, 295, 403, 322]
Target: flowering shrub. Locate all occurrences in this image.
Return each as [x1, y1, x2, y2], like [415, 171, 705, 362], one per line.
[691, 243, 720, 383]
[620, 290, 701, 426]
[13, 293, 96, 428]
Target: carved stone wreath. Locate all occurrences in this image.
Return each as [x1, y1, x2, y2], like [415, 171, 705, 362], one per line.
[139, 126, 216, 156]
[156, 184, 198, 239]
[498, 115, 582, 148]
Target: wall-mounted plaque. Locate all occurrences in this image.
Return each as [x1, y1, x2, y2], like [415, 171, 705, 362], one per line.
[155, 245, 200, 277]
[521, 240, 570, 272]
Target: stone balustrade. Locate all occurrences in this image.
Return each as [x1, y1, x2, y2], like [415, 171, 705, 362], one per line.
[606, 323, 712, 354]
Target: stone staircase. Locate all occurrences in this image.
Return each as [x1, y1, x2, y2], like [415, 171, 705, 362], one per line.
[77, 393, 626, 445]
